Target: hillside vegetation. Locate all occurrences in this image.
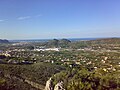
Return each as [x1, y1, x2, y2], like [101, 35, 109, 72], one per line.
[0, 38, 120, 90]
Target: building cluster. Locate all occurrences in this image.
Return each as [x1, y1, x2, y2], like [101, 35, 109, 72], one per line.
[34, 48, 60, 51]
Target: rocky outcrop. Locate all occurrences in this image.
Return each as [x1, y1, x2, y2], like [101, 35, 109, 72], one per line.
[54, 81, 65, 90]
[45, 78, 54, 90]
[44, 78, 65, 90]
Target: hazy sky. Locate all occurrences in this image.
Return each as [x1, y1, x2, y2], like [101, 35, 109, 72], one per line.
[0, 0, 120, 40]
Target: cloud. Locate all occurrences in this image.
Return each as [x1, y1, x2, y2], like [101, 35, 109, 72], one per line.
[17, 14, 42, 20]
[0, 19, 5, 22]
[17, 16, 31, 20]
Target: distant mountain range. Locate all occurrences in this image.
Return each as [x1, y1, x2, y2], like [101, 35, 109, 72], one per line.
[0, 39, 9, 43]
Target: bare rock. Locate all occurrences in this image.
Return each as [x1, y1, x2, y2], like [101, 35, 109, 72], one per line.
[54, 81, 65, 90]
[45, 78, 54, 90]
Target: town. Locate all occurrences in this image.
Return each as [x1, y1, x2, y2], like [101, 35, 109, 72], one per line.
[0, 38, 120, 90]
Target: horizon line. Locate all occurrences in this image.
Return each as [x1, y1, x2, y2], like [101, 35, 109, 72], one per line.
[8, 37, 120, 41]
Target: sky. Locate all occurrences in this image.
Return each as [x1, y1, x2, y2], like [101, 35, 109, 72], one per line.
[0, 0, 120, 40]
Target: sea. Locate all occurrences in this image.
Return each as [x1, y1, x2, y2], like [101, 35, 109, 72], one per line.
[9, 38, 105, 42]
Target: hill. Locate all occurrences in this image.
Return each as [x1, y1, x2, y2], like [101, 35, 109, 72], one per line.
[0, 39, 9, 43]
[88, 38, 120, 44]
[46, 39, 71, 48]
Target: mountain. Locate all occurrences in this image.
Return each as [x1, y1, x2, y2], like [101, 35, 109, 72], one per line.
[47, 39, 71, 48]
[0, 39, 9, 43]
